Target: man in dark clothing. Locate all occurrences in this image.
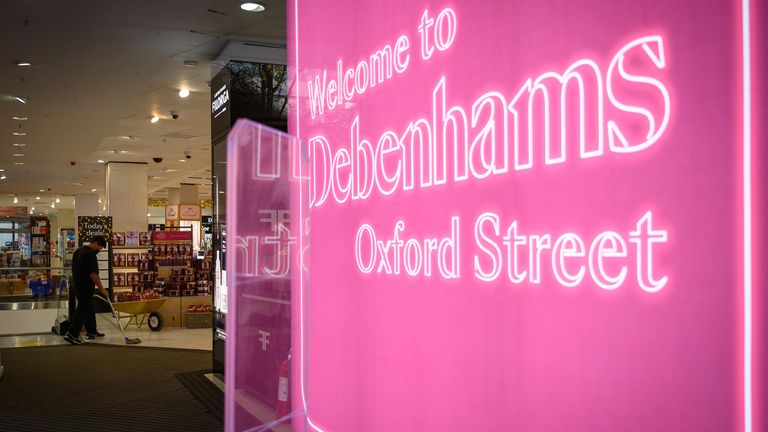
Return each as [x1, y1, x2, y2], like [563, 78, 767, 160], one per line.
[64, 236, 110, 345]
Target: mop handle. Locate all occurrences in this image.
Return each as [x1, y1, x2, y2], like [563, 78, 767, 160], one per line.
[94, 295, 129, 339]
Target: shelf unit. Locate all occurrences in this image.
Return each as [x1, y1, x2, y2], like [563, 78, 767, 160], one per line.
[111, 245, 151, 292]
[29, 216, 51, 268]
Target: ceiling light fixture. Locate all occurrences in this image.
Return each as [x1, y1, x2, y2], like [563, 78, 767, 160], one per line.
[13, 153, 24, 157]
[91, 188, 97, 192]
[12, 116, 28, 121]
[13, 143, 26, 147]
[39, 189, 44, 192]
[178, 159, 186, 162]
[240, 2, 265, 12]
[14, 162, 24, 165]
[183, 60, 198, 68]
[13, 196, 18, 203]
[179, 88, 190, 98]
[51, 202, 55, 208]
[12, 132, 26, 136]
[0, 175, 6, 180]
[56, 197, 60, 203]
[15, 61, 32, 67]
[150, 115, 160, 124]
[36, 196, 40, 200]
[13, 96, 27, 104]
[97, 160, 105, 163]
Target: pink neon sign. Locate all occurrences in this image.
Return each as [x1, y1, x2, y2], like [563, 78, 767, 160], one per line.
[266, 0, 762, 431]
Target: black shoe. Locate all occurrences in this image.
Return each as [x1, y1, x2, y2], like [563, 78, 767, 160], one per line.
[86, 332, 105, 339]
[63, 333, 83, 345]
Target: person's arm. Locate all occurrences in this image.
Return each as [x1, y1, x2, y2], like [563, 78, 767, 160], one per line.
[88, 252, 110, 299]
[90, 272, 109, 299]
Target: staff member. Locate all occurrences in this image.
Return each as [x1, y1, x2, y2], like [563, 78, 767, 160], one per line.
[64, 236, 110, 345]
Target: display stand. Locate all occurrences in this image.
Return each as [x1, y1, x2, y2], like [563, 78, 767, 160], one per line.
[150, 230, 211, 327]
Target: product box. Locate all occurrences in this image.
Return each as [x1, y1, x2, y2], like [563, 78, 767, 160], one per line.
[139, 232, 152, 245]
[153, 245, 165, 256]
[113, 273, 126, 287]
[112, 253, 126, 268]
[125, 231, 139, 246]
[126, 253, 140, 267]
[167, 245, 178, 255]
[111, 232, 125, 246]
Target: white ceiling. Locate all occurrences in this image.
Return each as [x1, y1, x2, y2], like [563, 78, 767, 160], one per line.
[0, 0, 286, 209]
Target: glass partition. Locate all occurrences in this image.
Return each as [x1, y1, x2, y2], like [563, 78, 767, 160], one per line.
[225, 120, 304, 431]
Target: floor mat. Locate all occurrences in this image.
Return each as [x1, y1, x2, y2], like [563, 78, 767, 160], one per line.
[0, 344, 221, 432]
[175, 370, 224, 424]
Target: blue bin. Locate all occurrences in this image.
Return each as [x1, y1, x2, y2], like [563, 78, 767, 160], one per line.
[29, 280, 41, 296]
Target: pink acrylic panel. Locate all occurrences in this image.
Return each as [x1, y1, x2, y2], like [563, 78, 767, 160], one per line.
[286, 0, 762, 431]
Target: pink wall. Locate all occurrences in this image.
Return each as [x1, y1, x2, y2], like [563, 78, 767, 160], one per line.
[282, 0, 762, 431]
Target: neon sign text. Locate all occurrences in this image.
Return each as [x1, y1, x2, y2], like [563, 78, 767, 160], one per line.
[309, 35, 670, 208]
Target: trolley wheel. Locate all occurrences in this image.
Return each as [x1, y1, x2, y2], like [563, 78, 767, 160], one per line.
[148, 312, 164, 331]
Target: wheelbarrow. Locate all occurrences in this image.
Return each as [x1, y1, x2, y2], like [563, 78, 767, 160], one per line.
[102, 297, 168, 331]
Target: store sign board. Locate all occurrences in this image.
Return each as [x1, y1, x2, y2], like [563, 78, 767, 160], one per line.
[77, 216, 113, 243]
[179, 204, 200, 220]
[151, 230, 192, 243]
[165, 205, 179, 220]
[211, 68, 232, 142]
[0, 206, 28, 217]
[285, 1, 762, 432]
[202, 216, 213, 234]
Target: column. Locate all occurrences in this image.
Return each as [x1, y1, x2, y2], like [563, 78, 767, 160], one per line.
[105, 162, 148, 233]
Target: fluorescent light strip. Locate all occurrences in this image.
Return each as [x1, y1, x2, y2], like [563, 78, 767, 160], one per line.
[742, 0, 752, 431]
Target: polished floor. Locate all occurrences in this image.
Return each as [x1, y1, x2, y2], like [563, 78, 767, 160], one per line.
[0, 312, 212, 350]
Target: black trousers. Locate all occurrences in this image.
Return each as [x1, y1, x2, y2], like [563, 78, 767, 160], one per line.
[69, 285, 97, 338]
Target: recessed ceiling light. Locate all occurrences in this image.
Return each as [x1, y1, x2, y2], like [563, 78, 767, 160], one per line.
[178, 159, 186, 162]
[13, 96, 27, 104]
[179, 88, 190, 98]
[15, 61, 32, 67]
[91, 188, 97, 192]
[183, 60, 198, 68]
[240, 2, 265, 12]
[56, 197, 60, 203]
[13, 196, 18, 203]
[13, 143, 26, 147]
[151, 115, 160, 124]
[51, 202, 55, 208]
[97, 160, 105, 163]
[12, 116, 28, 121]
[0, 175, 6, 180]
[36, 196, 40, 200]
[14, 162, 24, 165]
[13, 153, 24, 157]
[39, 189, 44, 192]
[12, 132, 26, 136]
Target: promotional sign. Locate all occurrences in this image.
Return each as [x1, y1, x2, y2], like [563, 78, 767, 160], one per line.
[226, 120, 298, 429]
[0, 206, 28, 217]
[77, 216, 112, 243]
[151, 230, 192, 243]
[284, 1, 764, 432]
[202, 216, 213, 235]
[165, 205, 179, 221]
[179, 204, 201, 220]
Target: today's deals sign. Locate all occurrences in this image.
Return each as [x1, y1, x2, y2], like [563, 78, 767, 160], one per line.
[284, 1, 763, 431]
